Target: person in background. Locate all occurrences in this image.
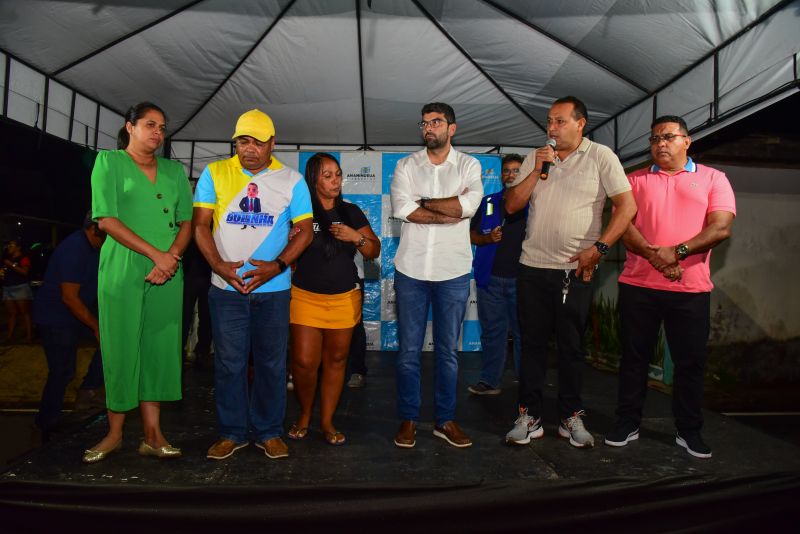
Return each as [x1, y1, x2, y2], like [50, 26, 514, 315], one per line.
[85, 101, 193, 463]
[346, 251, 368, 389]
[288, 153, 380, 445]
[2, 238, 33, 343]
[467, 153, 527, 396]
[181, 235, 213, 369]
[33, 212, 106, 438]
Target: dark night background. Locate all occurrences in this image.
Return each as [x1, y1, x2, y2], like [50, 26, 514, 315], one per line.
[1, 116, 98, 264]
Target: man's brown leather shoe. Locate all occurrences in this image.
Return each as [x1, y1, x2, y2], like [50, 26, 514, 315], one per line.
[433, 421, 472, 448]
[394, 420, 417, 448]
[207, 438, 249, 460]
[256, 437, 289, 459]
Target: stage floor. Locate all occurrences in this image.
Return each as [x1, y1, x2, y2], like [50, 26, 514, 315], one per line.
[2, 351, 799, 531]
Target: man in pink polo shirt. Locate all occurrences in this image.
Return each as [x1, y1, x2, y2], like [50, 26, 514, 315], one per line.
[605, 115, 735, 459]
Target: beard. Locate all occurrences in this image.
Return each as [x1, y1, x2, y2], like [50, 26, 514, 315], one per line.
[423, 131, 447, 149]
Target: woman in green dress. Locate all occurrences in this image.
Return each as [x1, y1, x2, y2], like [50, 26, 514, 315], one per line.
[83, 102, 193, 463]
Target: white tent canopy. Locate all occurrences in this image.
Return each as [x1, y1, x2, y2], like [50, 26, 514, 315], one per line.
[1, 0, 798, 166]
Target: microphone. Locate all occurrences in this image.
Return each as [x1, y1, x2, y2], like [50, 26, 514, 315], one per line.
[539, 138, 557, 180]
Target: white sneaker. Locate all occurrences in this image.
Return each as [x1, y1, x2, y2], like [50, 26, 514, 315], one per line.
[505, 407, 543, 445]
[558, 410, 595, 448]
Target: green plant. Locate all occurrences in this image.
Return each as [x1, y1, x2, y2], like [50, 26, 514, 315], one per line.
[587, 294, 622, 367]
[587, 295, 667, 373]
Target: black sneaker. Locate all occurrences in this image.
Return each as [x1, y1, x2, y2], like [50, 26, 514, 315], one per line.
[604, 420, 640, 447]
[676, 432, 712, 459]
[467, 381, 501, 396]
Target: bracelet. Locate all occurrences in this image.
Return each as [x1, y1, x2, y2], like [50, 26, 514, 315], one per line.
[356, 234, 366, 248]
[274, 258, 288, 272]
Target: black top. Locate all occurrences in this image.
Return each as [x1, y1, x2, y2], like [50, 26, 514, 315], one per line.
[292, 202, 369, 295]
[181, 240, 212, 282]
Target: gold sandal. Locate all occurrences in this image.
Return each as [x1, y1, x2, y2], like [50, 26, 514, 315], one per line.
[323, 431, 346, 446]
[82, 440, 122, 464]
[288, 424, 309, 440]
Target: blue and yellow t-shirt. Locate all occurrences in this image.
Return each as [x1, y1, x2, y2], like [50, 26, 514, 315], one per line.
[193, 155, 312, 293]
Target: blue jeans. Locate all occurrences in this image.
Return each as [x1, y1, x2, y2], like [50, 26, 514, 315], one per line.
[477, 275, 521, 388]
[208, 286, 290, 443]
[394, 271, 470, 426]
[35, 325, 103, 430]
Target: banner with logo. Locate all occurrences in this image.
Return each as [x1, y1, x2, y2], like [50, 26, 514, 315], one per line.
[280, 149, 502, 351]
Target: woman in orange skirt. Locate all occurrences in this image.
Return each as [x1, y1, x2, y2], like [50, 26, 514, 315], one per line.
[289, 153, 380, 445]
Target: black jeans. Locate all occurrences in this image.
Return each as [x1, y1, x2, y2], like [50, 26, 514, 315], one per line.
[182, 272, 212, 357]
[516, 265, 594, 419]
[348, 280, 367, 376]
[617, 283, 710, 433]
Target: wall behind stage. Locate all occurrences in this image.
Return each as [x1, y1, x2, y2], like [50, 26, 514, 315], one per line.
[276, 150, 502, 352]
[703, 164, 800, 344]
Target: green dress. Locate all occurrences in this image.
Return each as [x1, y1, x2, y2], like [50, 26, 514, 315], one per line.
[91, 150, 193, 411]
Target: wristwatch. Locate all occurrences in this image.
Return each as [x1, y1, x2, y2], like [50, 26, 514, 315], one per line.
[356, 234, 367, 248]
[419, 198, 429, 209]
[274, 258, 288, 272]
[594, 241, 609, 256]
[675, 243, 690, 261]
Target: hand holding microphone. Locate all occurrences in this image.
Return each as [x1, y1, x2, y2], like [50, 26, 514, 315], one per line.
[538, 138, 557, 180]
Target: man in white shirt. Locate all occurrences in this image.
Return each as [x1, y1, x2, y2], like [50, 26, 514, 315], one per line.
[390, 102, 484, 449]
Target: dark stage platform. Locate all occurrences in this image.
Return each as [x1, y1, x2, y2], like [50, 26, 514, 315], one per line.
[2, 351, 799, 532]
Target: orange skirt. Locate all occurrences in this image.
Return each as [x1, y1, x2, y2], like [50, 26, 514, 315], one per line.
[289, 285, 362, 329]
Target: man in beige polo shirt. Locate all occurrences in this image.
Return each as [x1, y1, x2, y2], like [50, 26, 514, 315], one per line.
[503, 96, 637, 448]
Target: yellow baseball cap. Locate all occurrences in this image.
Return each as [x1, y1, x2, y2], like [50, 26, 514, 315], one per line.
[232, 109, 275, 142]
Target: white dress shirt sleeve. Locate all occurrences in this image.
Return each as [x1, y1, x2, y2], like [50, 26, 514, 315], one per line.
[457, 157, 484, 218]
[390, 158, 420, 223]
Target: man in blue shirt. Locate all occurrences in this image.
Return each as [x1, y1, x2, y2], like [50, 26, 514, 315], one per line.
[468, 154, 527, 396]
[33, 213, 105, 436]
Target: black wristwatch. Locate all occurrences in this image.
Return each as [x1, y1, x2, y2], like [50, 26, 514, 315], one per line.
[274, 258, 288, 272]
[419, 198, 429, 209]
[675, 243, 690, 261]
[594, 241, 609, 256]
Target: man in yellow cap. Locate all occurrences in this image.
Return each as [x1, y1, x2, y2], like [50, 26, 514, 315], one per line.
[193, 109, 313, 460]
